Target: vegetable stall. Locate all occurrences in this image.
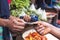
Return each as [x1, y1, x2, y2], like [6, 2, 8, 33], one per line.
[10, 0, 59, 40]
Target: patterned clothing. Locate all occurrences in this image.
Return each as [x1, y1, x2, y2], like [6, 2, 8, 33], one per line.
[0, 27, 3, 40]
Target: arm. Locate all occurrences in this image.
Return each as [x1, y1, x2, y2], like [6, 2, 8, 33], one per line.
[0, 18, 8, 27]
[0, 0, 25, 33]
[34, 21, 60, 39]
[0, 15, 25, 32]
[50, 26, 60, 39]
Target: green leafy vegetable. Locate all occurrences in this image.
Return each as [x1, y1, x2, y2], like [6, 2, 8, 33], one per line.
[10, 0, 30, 17]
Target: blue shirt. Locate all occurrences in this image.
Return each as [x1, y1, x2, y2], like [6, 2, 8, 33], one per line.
[36, 0, 56, 9]
[0, 0, 10, 40]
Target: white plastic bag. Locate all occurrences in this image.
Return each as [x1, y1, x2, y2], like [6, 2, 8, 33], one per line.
[30, 4, 36, 11]
[41, 10, 47, 21]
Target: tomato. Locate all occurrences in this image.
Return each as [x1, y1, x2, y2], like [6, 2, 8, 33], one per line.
[25, 32, 47, 40]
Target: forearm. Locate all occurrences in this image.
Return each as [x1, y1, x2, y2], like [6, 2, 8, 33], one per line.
[0, 18, 8, 27]
[50, 26, 60, 39]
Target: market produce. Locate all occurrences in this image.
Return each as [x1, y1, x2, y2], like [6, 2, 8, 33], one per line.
[10, 0, 47, 21]
[19, 4, 47, 21]
[10, 0, 30, 17]
[30, 15, 38, 22]
[23, 15, 31, 22]
[25, 32, 47, 40]
[10, 0, 30, 9]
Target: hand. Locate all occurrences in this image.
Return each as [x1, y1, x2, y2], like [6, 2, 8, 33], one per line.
[23, 15, 31, 22]
[6, 16, 25, 32]
[34, 21, 52, 35]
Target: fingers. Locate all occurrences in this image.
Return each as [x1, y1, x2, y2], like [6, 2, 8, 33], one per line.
[35, 25, 44, 29]
[43, 27, 51, 35]
[33, 21, 43, 25]
[23, 15, 31, 22]
[34, 21, 51, 27]
[35, 23, 51, 35]
[9, 17, 26, 32]
[12, 29, 22, 32]
[37, 27, 45, 32]
[13, 19, 25, 26]
[14, 21, 25, 26]
[14, 26, 24, 30]
[9, 26, 25, 32]
[17, 19, 25, 23]
[35, 26, 45, 35]
[35, 27, 51, 35]
[10, 29, 22, 33]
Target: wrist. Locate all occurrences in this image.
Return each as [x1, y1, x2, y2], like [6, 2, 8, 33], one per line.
[3, 19, 9, 27]
[49, 25, 55, 34]
[0, 18, 9, 27]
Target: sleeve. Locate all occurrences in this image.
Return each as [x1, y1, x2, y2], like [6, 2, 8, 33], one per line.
[0, 0, 11, 40]
[0, 0, 10, 19]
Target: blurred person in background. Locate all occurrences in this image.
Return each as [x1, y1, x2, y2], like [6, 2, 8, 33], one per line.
[36, 0, 57, 9]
